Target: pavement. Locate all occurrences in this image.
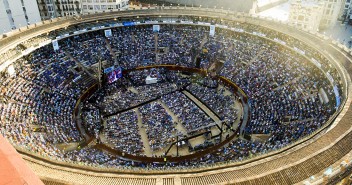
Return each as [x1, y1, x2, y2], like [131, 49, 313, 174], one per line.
[323, 22, 352, 48]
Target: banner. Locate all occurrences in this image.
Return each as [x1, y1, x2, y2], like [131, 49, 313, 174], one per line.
[209, 25, 216, 36]
[311, 58, 322, 68]
[52, 39, 59, 51]
[123, 21, 135, 26]
[326, 72, 334, 84]
[334, 85, 340, 107]
[153, 25, 160, 32]
[104, 66, 114, 74]
[104, 29, 112, 37]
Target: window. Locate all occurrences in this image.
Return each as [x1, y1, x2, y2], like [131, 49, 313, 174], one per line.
[48, 5, 54, 11]
[298, 15, 304, 21]
[88, 5, 93, 10]
[83, 5, 87, 9]
[94, 5, 100, 10]
[101, 5, 107, 10]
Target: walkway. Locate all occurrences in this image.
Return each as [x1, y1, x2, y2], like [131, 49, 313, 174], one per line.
[158, 100, 188, 136]
[199, 34, 208, 49]
[182, 90, 221, 124]
[232, 100, 243, 130]
[64, 51, 97, 80]
[239, 102, 249, 136]
[104, 38, 118, 65]
[135, 108, 153, 157]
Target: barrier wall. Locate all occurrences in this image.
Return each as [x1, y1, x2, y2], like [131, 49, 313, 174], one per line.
[77, 65, 249, 163]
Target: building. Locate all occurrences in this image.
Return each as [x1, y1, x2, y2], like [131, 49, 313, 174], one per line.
[288, 0, 323, 32]
[340, 0, 352, 23]
[319, 0, 343, 29]
[81, 0, 129, 14]
[36, 0, 56, 19]
[56, 0, 82, 17]
[0, 0, 41, 34]
[289, 0, 343, 32]
[36, 0, 129, 19]
[36, 0, 81, 19]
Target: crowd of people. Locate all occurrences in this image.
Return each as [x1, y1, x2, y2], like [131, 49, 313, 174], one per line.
[186, 84, 238, 122]
[139, 102, 177, 151]
[105, 110, 144, 155]
[97, 82, 178, 115]
[0, 21, 343, 170]
[82, 104, 101, 137]
[161, 91, 214, 132]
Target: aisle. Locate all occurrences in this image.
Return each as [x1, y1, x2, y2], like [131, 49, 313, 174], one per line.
[135, 108, 153, 157]
[182, 90, 221, 124]
[158, 100, 188, 136]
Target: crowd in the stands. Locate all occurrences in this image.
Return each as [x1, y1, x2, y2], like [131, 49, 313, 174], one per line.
[187, 83, 238, 122]
[161, 91, 214, 133]
[104, 110, 144, 154]
[139, 102, 177, 151]
[0, 22, 342, 170]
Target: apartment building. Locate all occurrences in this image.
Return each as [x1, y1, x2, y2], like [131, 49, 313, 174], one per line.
[289, 0, 323, 32]
[340, 0, 352, 23]
[289, 0, 343, 31]
[36, 0, 81, 19]
[81, 0, 129, 14]
[36, 0, 129, 19]
[319, 0, 342, 29]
